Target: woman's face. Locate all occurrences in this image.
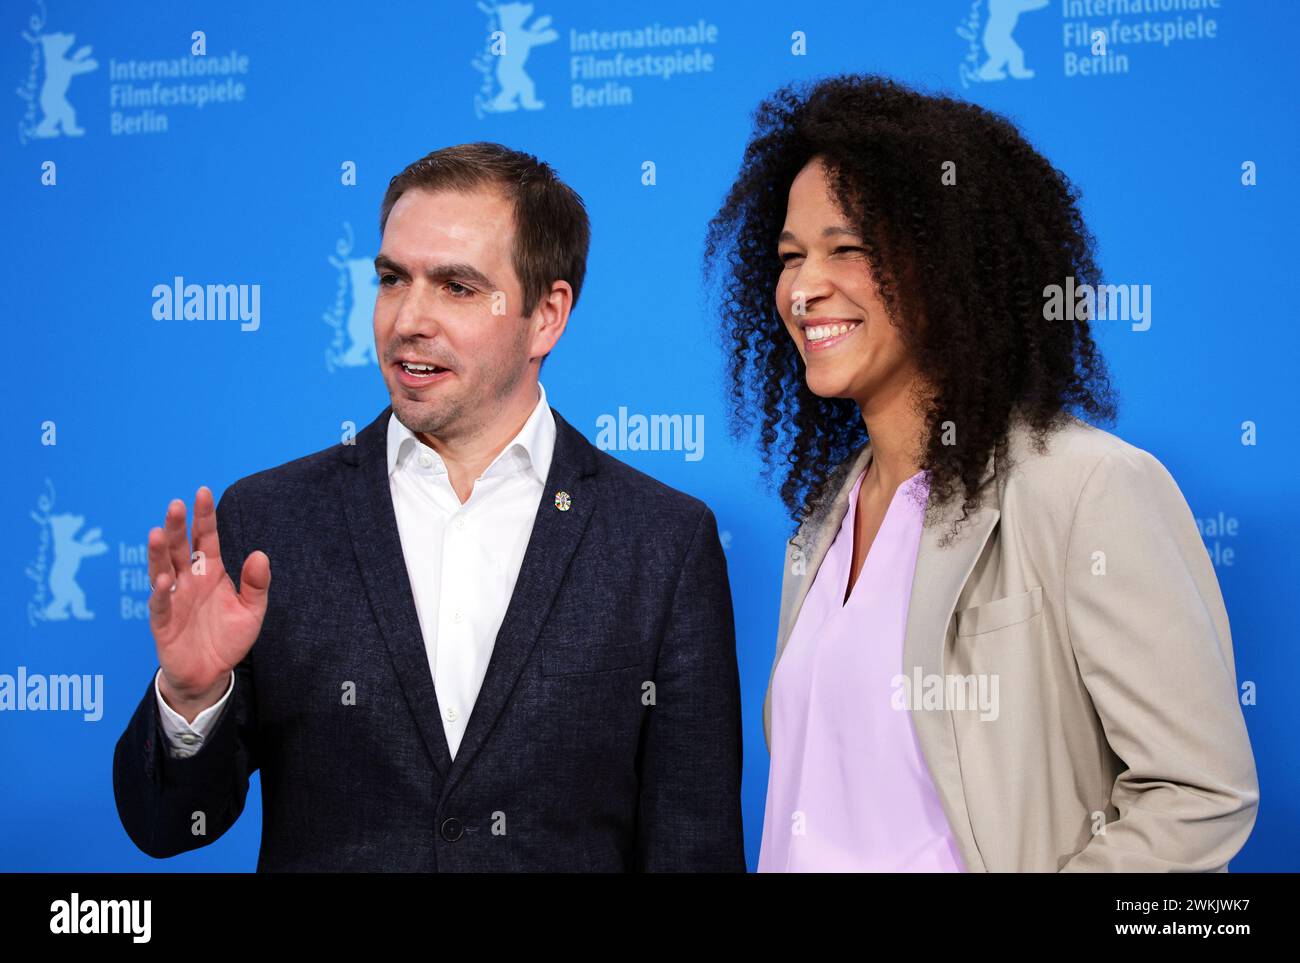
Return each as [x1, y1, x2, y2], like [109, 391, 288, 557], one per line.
[775, 157, 919, 410]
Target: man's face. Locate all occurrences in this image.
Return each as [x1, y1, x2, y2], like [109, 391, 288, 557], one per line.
[374, 185, 536, 441]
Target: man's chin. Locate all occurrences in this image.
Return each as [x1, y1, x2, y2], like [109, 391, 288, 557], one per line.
[389, 391, 458, 432]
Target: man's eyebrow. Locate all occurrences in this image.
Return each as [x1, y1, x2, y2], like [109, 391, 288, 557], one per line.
[777, 225, 862, 243]
[373, 254, 494, 289]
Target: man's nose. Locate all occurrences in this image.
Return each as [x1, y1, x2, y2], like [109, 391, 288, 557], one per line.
[392, 281, 443, 337]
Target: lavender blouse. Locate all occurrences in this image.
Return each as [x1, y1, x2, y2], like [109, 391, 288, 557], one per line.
[758, 466, 966, 872]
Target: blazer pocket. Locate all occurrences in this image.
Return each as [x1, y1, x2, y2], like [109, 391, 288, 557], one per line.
[541, 639, 645, 677]
[955, 585, 1043, 637]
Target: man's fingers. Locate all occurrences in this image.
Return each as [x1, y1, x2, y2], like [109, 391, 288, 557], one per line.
[238, 551, 271, 614]
[148, 570, 175, 628]
[163, 498, 191, 580]
[191, 485, 220, 575]
[147, 525, 175, 590]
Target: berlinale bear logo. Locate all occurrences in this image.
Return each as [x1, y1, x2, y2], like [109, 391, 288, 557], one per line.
[31, 31, 99, 137]
[40, 513, 107, 621]
[978, 0, 1048, 81]
[473, 2, 558, 117]
[958, 0, 1048, 88]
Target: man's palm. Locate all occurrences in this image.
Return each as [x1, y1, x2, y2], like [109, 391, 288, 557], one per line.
[149, 486, 270, 699]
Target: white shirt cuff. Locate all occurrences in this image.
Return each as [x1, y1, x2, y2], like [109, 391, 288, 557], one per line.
[154, 668, 235, 758]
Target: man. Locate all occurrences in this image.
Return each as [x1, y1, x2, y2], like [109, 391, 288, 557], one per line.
[113, 142, 746, 871]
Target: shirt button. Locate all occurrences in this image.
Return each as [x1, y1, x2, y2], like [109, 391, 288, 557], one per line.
[444, 706, 458, 722]
[418, 453, 432, 468]
[453, 610, 463, 623]
[180, 734, 197, 745]
[454, 516, 465, 529]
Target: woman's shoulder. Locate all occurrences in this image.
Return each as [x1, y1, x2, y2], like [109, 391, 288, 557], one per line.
[999, 413, 1180, 519]
[1007, 412, 1136, 467]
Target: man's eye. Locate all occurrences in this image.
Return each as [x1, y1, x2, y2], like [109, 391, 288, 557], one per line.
[378, 273, 398, 286]
[446, 281, 473, 297]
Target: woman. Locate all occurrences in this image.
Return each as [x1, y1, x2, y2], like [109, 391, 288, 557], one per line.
[704, 74, 1258, 872]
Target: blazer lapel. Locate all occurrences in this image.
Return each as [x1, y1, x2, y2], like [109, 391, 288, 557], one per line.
[901, 457, 999, 873]
[762, 441, 872, 745]
[341, 405, 455, 777]
[440, 408, 599, 795]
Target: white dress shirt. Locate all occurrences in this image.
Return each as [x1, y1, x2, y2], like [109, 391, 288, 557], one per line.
[155, 382, 557, 762]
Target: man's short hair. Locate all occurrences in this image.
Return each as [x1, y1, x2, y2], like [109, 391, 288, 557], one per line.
[379, 142, 591, 318]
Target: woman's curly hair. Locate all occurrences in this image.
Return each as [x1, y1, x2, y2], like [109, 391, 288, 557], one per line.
[703, 73, 1117, 542]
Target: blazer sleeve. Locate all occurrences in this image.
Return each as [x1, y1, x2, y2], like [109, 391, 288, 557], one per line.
[633, 505, 747, 872]
[1059, 446, 1259, 872]
[112, 482, 262, 859]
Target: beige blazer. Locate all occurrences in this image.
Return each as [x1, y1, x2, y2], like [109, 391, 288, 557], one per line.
[762, 415, 1259, 872]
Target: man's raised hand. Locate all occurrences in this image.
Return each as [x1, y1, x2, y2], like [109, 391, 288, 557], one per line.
[148, 485, 269, 721]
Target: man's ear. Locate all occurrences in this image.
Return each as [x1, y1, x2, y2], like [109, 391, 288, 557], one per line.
[529, 279, 572, 362]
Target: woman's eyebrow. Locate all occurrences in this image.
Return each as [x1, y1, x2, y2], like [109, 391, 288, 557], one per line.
[777, 225, 861, 243]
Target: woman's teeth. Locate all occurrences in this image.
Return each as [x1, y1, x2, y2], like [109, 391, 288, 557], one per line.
[806, 322, 859, 342]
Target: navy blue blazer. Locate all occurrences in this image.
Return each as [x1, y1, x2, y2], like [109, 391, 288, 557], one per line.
[113, 405, 745, 871]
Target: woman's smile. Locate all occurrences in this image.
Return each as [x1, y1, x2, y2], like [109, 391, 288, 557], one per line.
[802, 318, 863, 353]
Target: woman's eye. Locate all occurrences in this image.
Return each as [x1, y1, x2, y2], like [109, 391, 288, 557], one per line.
[778, 248, 860, 264]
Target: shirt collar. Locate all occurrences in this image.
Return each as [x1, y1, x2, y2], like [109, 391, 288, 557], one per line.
[386, 381, 555, 485]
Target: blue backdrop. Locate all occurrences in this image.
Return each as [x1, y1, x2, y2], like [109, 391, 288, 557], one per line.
[4, 0, 1296, 871]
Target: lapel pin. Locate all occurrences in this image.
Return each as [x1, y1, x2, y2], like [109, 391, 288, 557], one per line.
[554, 490, 572, 512]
